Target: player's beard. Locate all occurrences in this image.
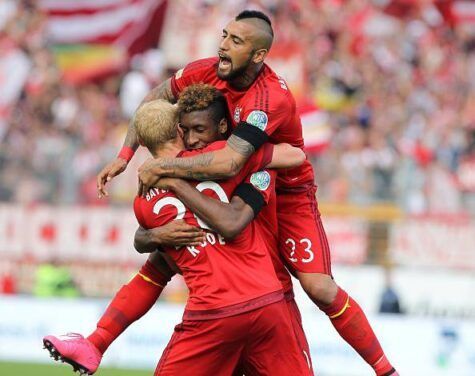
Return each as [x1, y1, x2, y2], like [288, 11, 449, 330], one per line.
[217, 52, 254, 82]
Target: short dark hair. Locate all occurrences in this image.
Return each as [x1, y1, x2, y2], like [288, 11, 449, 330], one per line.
[236, 10, 273, 36]
[178, 84, 226, 124]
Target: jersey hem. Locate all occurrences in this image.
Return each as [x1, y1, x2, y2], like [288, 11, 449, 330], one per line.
[183, 289, 284, 321]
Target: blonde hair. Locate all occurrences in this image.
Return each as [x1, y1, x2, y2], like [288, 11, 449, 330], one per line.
[134, 99, 179, 152]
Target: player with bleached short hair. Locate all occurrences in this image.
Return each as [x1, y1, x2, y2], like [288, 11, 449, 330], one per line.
[44, 84, 312, 375]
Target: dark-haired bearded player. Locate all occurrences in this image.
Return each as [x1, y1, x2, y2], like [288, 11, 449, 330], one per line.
[98, 10, 397, 376]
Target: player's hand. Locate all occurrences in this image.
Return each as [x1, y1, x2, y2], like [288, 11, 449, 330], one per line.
[149, 220, 205, 247]
[138, 158, 162, 197]
[97, 157, 128, 198]
[154, 177, 181, 190]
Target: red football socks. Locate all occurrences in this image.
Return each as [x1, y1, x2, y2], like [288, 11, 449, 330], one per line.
[87, 260, 169, 354]
[319, 287, 395, 375]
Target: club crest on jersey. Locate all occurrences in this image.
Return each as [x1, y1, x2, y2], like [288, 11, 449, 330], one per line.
[233, 106, 242, 123]
[246, 110, 268, 131]
[175, 68, 184, 79]
[250, 171, 271, 191]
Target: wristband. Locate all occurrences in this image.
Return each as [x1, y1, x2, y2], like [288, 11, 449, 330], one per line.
[233, 121, 268, 150]
[234, 183, 265, 217]
[118, 146, 135, 162]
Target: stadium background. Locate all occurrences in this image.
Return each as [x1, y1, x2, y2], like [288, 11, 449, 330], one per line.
[1, 0, 475, 375]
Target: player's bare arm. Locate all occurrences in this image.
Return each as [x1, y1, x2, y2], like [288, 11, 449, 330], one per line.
[97, 78, 176, 198]
[137, 140, 305, 196]
[134, 221, 205, 253]
[137, 143, 303, 236]
[267, 143, 305, 169]
[137, 138, 250, 196]
[158, 178, 255, 240]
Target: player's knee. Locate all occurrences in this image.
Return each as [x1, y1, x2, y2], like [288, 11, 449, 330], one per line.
[297, 273, 337, 306]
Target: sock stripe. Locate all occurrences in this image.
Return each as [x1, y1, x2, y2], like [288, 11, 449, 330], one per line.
[329, 296, 350, 319]
[138, 272, 165, 287]
[373, 355, 385, 367]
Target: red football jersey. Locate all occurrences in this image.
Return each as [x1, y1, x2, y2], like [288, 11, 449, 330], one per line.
[134, 141, 283, 320]
[170, 57, 315, 190]
[244, 173, 293, 294]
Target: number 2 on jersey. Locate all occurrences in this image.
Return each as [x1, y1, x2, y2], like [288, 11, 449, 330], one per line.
[152, 182, 229, 257]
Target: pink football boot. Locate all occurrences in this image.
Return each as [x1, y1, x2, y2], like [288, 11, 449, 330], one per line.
[43, 333, 102, 375]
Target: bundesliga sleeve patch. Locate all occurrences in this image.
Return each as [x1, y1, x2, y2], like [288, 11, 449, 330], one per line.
[246, 110, 268, 131]
[250, 171, 271, 191]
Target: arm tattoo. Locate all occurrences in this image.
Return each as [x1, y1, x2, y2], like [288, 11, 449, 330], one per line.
[158, 153, 219, 180]
[227, 134, 255, 157]
[184, 157, 241, 180]
[156, 152, 241, 181]
[159, 153, 214, 170]
[124, 120, 139, 149]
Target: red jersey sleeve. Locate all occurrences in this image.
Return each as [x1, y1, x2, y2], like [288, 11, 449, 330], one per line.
[233, 169, 276, 216]
[232, 73, 296, 152]
[170, 57, 218, 98]
[239, 93, 292, 138]
[243, 169, 277, 205]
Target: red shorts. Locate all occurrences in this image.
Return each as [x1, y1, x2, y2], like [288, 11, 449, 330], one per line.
[232, 292, 313, 376]
[277, 186, 332, 275]
[155, 300, 312, 376]
[285, 291, 313, 372]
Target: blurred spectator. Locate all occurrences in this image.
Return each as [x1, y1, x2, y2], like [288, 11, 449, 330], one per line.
[33, 259, 80, 298]
[0, 273, 16, 295]
[378, 268, 403, 315]
[120, 48, 166, 118]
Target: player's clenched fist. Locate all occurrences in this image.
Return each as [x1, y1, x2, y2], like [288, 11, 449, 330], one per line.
[97, 157, 128, 198]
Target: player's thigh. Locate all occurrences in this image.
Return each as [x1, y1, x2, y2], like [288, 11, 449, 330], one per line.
[277, 189, 332, 275]
[242, 301, 312, 376]
[155, 319, 243, 376]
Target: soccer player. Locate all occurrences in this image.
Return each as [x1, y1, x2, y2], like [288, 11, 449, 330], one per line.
[44, 85, 310, 375]
[134, 99, 312, 375]
[97, 10, 397, 376]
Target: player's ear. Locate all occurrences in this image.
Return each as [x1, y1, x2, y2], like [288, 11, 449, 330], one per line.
[176, 123, 184, 139]
[252, 49, 267, 64]
[218, 118, 228, 135]
[137, 135, 145, 146]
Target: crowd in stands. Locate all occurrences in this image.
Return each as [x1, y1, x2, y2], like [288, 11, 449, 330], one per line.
[1, 0, 475, 214]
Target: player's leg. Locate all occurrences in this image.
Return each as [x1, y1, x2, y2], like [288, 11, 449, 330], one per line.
[87, 251, 173, 352]
[298, 272, 398, 375]
[43, 251, 173, 375]
[155, 317, 245, 376]
[277, 187, 397, 376]
[241, 300, 313, 376]
[285, 292, 313, 372]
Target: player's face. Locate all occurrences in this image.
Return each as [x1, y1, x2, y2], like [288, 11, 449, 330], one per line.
[218, 20, 256, 81]
[179, 110, 226, 150]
